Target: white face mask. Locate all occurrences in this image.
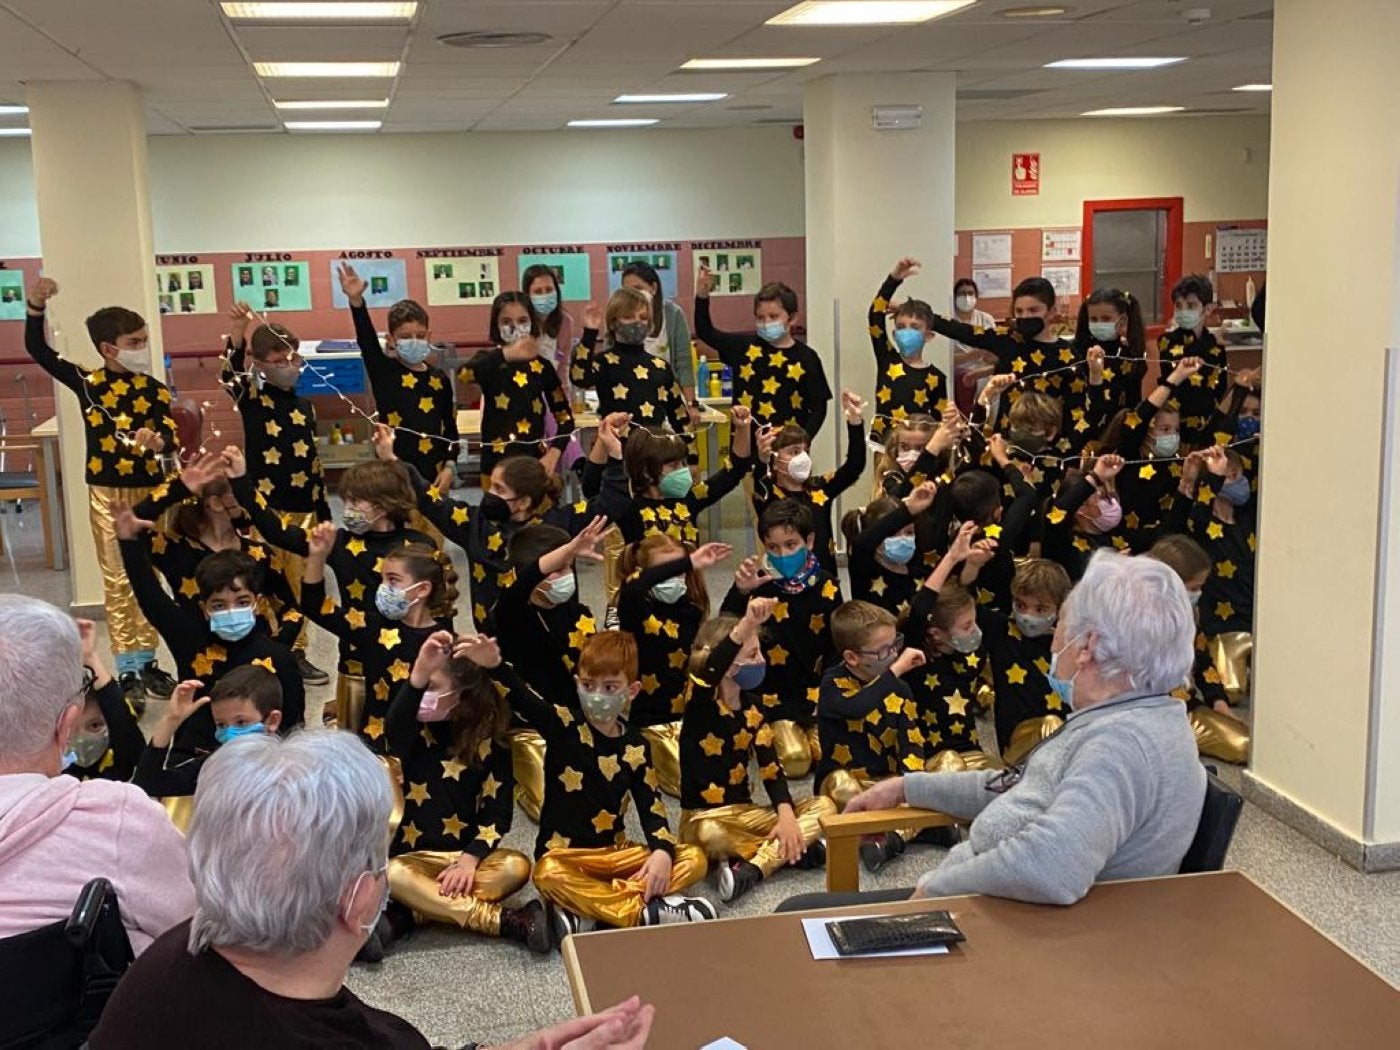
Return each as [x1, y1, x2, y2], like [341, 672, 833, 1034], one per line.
[784, 451, 813, 483]
[895, 448, 920, 472]
[955, 294, 977, 314]
[115, 347, 150, 374]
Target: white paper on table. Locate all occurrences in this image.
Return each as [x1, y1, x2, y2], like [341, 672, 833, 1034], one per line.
[801, 915, 950, 961]
[700, 1039, 749, 1050]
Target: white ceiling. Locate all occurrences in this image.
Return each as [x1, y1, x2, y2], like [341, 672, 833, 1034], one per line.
[0, 0, 1273, 135]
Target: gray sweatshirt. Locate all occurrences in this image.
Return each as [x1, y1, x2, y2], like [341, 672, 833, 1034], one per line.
[905, 693, 1206, 905]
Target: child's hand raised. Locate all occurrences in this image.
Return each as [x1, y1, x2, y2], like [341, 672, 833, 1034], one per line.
[841, 390, 865, 424]
[690, 542, 732, 571]
[412, 629, 455, 680]
[371, 422, 397, 461]
[890, 256, 922, 281]
[1093, 453, 1126, 482]
[695, 265, 713, 298]
[980, 373, 1018, 405]
[130, 428, 165, 454]
[453, 634, 503, 669]
[1169, 356, 1205, 385]
[179, 451, 227, 494]
[1201, 445, 1230, 477]
[989, 431, 1013, 465]
[29, 276, 58, 305]
[164, 680, 212, 730]
[307, 521, 337, 558]
[755, 426, 776, 463]
[734, 555, 774, 594]
[227, 300, 254, 341]
[220, 445, 247, 479]
[948, 520, 978, 562]
[729, 403, 752, 429]
[581, 302, 603, 331]
[570, 515, 610, 562]
[596, 413, 625, 459]
[966, 537, 998, 569]
[744, 595, 776, 624]
[904, 479, 938, 515]
[112, 501, 154, 541]
[1087, 345, 1105, 385]
[890, 647, 926, 677]
[336, 263, 367, 304]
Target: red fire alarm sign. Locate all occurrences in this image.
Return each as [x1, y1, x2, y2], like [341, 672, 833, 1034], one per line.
[1012, 153, 1040, 196]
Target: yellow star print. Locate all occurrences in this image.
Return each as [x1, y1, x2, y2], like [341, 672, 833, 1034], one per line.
[345, 538, 367, 556]
[597, 754, 621, 781]
[477, 823, 502, 846]
[700, 733, 725, 757]
[624, 744, 647, 769]
[830, 743, 853, 766]
[399, 822, 421, 848]
[1006, 665, 1028, 685]
[441, 757, 467, 780]
[379, 627, 401, 649]
[700, 783, 726, 805]
[406, 781, 430, 804]
[591, 810, 616, 834]
[559, 767, 584, 791]
[442, 814, 467, 838]
[946, 690, 970, 716]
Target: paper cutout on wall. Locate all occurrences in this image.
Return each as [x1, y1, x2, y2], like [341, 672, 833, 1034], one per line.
[692, 247, 762, 297]
[425, 256, 500, 307]
[157, 264, 217, 316]
[232, 261, 311, 312]
[518, 252, 592, 302]
[1215, 228, 1267, 273]
[0, 270, 26, 321]
[972, 233, 1013, 267]
[1041, 230, 1081, 262]
[607, 251, 679, 300]
[971, 266, 1012, 299]
[1041, 265, 1081, 298]
[329, 258, 407, 309]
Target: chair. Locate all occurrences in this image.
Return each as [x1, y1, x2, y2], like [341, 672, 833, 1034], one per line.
[0, 877, 134, 1049]
[819, 806, 957, 894]
[1178, 770, 1244, 874]
[0, 442, 55, 569]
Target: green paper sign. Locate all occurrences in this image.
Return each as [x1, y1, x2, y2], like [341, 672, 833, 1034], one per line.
[231, 261, 312, 312]
[518, 252, 592, 302]
[0, 270, 26, 321]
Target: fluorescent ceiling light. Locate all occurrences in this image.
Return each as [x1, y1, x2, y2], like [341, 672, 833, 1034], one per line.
[1048, 57, 1186, 69]
[1082, 106, 1185, 117]
[1232, 83, 1273, 92]
[223, 3, 416, 18]
[681, 57, 820, 70]
[567, 118, 658, 128]
[274, 99, 389, 109]
[766, 1, 974, 26]
[1000, 5, 1068, 16]
[0, 128, 33, 137]
[614, 93, 728, 104]
[255, 61, 399, 77]
[0, 105, 29, 116]
[284, 119, 382, 130]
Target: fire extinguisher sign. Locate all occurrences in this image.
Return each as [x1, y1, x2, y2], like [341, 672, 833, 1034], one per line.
[1012, 153, 1040, 196]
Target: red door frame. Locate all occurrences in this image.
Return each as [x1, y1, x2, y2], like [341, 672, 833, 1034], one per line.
[1081, 196, 1184, 326]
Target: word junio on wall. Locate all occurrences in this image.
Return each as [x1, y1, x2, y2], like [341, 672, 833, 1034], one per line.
[156, 254, 201, 265]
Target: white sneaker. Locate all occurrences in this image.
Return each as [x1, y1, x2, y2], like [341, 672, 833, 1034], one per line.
[550, 906, 598, 945]
[642, 894, 717, 925]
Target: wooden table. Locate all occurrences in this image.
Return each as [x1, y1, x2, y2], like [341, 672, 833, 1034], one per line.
[28, 416, 66, 571]
[563, 872, 1399, 1048]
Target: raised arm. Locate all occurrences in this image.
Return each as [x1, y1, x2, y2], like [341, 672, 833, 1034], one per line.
[690, 405, 754, 512]
[222, 447, 311, 557]
[114, 507, 189, 656]
[868, 261, 916, 361]
[692, 267, 753, 368]
[23, 279, 87, 393]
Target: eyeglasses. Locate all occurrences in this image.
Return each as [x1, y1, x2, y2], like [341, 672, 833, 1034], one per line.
[856, 632, 904, 661]
[984, 719, 1069, 794]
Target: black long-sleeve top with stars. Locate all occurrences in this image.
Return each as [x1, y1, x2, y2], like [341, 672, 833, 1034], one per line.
[299, 577, 438, 744]
[408, 458, 630, 632]
[572, 331, 688, 433]
[502, 661, 676, 860]
[693, 297, 832, 437]
[750, 420, 867, 574]
[132, 741, 207, 799]
[599, 442, 754, 547]
[814, 665, 926, 789]
[134, 477, 303, 648]
[976, 607, 1061, 753]
[1173, 630, 1231, 712]
[25, 311, 177, 487]
[231, 473, 434, 674]
[867, 275, 949, 440]
[1106, 395, 1185, 552]
[878, 447, 952, 500]
[954, 463, 1041, 613]
[222, 340, 328, 517]
[1041, 474, 1125, 581]
[1157, 326, 1228, 442]
[903, 587, 988, 755]
[848, 502, 918, 622]
[1183, 476, 1256, 636]
[384, 681, 514, 859]
[720, 572, 843, 725]
[70, 679, 145, 784]
[117, 536, 306, 749]
[493, 558, 596, 705]
[679, 633, 791, 811]
[617, 555, 705, 728]
[351, 302, 460, 481]
[457, 348, 573, 476]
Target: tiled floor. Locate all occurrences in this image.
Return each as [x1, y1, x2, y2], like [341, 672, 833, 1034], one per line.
[3, 498, 1397, 1048]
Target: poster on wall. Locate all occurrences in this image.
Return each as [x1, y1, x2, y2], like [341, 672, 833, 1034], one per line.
[971, 233, 1012, 267]
[607, 249, 679, 300]
[1012, 152, 1040, 196]
[231, 261, 311, 312]
[1041, 229, 1081, 262]
[692, 242, 763, 297]
[1041, 265, 1081, 299]
[424, 254, 500, 307]
[1215, 228, 1267, 273]
[518, 249, 593, 302]
[971, 266, 1013, 299]
[156, 263, 217, 315]
[329, 257, 407, 309]
[0, 269, 26, 321]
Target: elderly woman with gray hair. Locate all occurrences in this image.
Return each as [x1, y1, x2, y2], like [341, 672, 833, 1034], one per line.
[90, 728, 654, 1050]
[847, 551, 1207, 906]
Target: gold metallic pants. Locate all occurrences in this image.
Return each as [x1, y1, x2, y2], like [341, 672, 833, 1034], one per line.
[388, 848, 532, 935]
[532, 842, 708, 927]
[1002, 715, 1065, 767]
[335, 673, 367, 734]
[642, 721, 682, 798]
[820, 769, 918, 842]
[1189, 706, 1251, 765]
[511, 728, 547, 823]
[601, 524, 626, 607]
[88, 485, 159, 655]
[772, 720, 820, 780]
[161, 795, 195, 835]
[927, 749, 1001, 773]
[263, 509, 317, 652]
[680, 796, 835, 877]
[1209, 632, 1253, 704]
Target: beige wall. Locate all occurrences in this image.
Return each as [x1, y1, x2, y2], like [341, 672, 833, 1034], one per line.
[955, 115, 1271, 230]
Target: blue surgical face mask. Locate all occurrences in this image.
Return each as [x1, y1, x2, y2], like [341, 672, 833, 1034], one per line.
[530, 291, 559, 316]
[892, 328, 925, 358]
[1152, 433, 1181, 458]
[731, 659, 766, 690]
[658, 465, 693, 499]
[544, 572, 577, 605]
[881, 534, 916, 565]
[375, 581, 420, 621]
[1046, 634, 1083, 710]
[650, 576, 688, 604]
[1219, 476, 1252, 506]
[215, 722, 265, 746]
[768, 548, 809, 580]
[1173, 307, 1202, 331]
[756, 320, 787, 342]
[1235, 415, 1260, 440]
[394, 337, 432, 366]
[209, 606, 257, 642]
[1088, 321, 1120, 343]
[1013, 610, 1057, 638]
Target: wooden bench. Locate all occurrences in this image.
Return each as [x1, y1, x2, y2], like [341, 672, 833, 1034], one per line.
[819, 806, 958, 893]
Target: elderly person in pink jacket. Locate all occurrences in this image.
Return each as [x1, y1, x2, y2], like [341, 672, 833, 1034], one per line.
[0, 594, 193, 953]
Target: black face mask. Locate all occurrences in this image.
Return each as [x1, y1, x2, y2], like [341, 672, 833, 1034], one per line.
[1008, 428, 1048, 453]
[1014, 316, 1046, 339]
[480, 492, 513, 522]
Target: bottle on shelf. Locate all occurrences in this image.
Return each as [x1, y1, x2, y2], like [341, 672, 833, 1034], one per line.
[720, 365, 733, 398]
[697, 359, 710, 398]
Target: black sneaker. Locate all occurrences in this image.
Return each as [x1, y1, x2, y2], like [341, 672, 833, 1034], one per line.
[797, 840, 827, 870]
[914, 825, 960, 848]
[140, 661, 176, 700]
[501, 900, 551, 955]
[119, 672, 147, 709]
[641, 895, 717, 926]
[296, 652, 331, 685]
[859, 831, 905, 874]
[549, 903, 597, 947]
[717, 859, 763, 903]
